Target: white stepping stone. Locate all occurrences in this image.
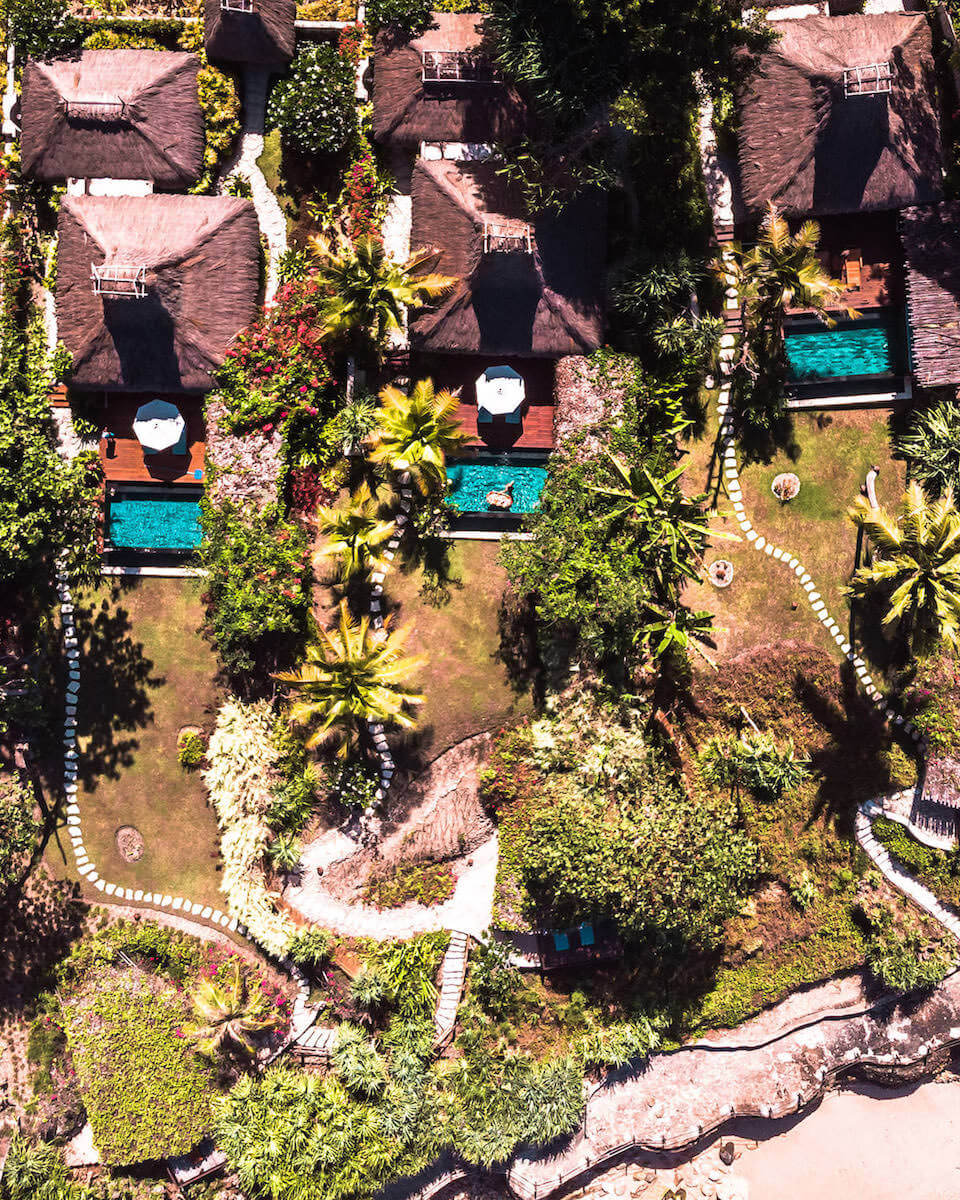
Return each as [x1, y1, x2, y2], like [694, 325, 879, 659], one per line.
[201, 906, 213, 919]
[754, 537, 766, 550]
[191, 902, 204, 915]
[746, 529, 757, 541]
[172, 897, 183, 910]
[105, 883, 116, 896]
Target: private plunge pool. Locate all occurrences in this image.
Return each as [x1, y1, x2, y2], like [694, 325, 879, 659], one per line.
[785, 311, 908, 383]
[446, 455, 547, 515]
[106, 486, 202, 552]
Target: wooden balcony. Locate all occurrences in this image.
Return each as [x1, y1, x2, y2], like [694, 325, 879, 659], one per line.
[786, 211, 903, 316]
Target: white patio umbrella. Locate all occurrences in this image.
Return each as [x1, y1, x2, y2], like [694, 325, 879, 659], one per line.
[475, 365, 525, 416]
[133, 399, 185, 451]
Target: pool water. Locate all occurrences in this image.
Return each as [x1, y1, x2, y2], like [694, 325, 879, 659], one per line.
[447, 459, 547, 514]
[108, 494, 202, 550]
[785, 314, 905, 382]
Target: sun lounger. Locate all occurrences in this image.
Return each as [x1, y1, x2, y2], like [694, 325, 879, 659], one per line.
[579, 922, 595, 947]
[552, 931, 569, 952]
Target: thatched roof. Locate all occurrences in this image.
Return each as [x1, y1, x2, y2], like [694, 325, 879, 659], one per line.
[409, 158, 604, 357]
[737, 14, 943, 217]
[901, 201, 960, 389]
[204, 0, 295, 66]
[20, 51, 203, 185]
[372, 12, 526, 146]
[56, 195, 260, 392]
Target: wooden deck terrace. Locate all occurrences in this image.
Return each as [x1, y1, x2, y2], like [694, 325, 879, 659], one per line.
[415, 352, 556, 451]
[69, 392, 206, 485]
[786, 211, 904, 317]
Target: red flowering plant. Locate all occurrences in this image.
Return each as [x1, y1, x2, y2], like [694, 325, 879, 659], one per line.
[342, 148, 390, 244]
[337, 22, 365, 66]
[217, 275, 335, 436]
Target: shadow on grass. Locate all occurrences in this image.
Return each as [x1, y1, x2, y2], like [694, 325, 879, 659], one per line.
[73, 586, 163, 786]
[0, 874, 87, 1013]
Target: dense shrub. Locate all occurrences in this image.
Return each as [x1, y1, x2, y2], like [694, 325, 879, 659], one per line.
[288, 927, 334, 969]
[83, 28, 162, 48]
[199, 502, 312, 683]
[266, 43, 358, 157]
[177, 729, 206, 769]
[699, 732, 810, 802]
[0, 774, 40, 890]
[1, 0, 81, 62]
[894, 401, 960, 500]
[864, 919, 954, 992]
[873, 817, 960, 901]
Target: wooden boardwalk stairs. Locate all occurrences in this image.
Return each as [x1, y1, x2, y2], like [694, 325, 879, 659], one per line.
[433, 931, 470, 1050]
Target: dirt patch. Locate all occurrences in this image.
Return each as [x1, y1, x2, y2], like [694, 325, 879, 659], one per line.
[318, 733, 496, 900]
[115, 826, 144, 863]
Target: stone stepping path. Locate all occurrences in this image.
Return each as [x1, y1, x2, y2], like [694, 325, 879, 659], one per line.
[856, 800, 960, 941]
[433, 930, 470, 1048]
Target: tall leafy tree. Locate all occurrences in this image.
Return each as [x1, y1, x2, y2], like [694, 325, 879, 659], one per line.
[275, 601, 426, 753]
[368, 379, 470, 495]
[315, 482, 396, 582]
[847, 482, 960, 657]
[310, 232, 455, 361]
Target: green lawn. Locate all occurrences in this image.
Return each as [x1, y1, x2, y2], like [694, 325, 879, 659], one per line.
[48, 580, 223, 907]
[684, 407, 905, 663]
[383, 540, 534, 763]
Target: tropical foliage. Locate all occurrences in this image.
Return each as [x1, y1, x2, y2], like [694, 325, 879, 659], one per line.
[699, 732, 810, 802]
[847, 482, 960, 657]
[315, 483, 397, 582]
[502, 364, 720, 674]
[309, 234, 455, 360]
[367, 379, 470, 494]
[489, 701, 760, 950]
[1, 1136, 89, 1200]
[189, 959, 283, 1061]
[894, 401, 960, 499]
[276, 601, 426, 754]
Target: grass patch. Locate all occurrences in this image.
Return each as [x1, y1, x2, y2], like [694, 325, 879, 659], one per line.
[683, 408, 905, 663]
[63, 968, 214, 1164]
[384, 540, 534, 762]
[256, 128, 298, 236]
[51, 579, 223, 907]
[873, 816, 960, 907]
[362, 861, 455, 909]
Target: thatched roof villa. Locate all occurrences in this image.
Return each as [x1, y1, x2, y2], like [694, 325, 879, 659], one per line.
[204, 0, 296, 67]
[737, 13, 943, 219]
[372, 12, 526, 148]
[20, 50, 203, 186]
[410, 158, 605, 357]
[56, 194, 259, 393]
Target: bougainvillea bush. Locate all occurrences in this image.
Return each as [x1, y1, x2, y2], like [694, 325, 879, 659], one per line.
[216, 275, 335, 436]
[266, 42, 358, 157]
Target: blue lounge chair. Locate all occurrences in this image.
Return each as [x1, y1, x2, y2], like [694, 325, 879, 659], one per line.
[194, 468, 203, 481]
[552, 931, 569, 952]
[504, 408, 522, 425]
[477, 407, 493, 424]
[579, 922, 595, 947]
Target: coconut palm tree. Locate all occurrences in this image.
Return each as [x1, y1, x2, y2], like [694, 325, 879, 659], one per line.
[315, 482, 397, 582]
[275, 600, 426, 754]
[724, 202, 856, 339]
[368, 379, 471, 495]
[894, 401, 960, 499]
[310, 231, 456, 359]
[188, 959, 282, 1062]
[847, 482, 960, 657]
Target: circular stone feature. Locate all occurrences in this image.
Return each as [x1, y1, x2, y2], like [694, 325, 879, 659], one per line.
[772, 472, 801, 502]
[708, 559, 734, 588]
[116, 825, 145, 862]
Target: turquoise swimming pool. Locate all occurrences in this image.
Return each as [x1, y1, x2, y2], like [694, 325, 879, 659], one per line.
[447, 458, 547, 514]
[107, 492, 201, 550]
[785, 313, 906, 382]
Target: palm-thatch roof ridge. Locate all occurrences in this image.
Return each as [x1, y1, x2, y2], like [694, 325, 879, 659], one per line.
[737, 13, 943, 218]
[901, 200, 960, 389]
[372, 12, 527, 146]
[409, 158, 605, 357]
[204, 0, 295, 66]
[56, 194, 260, 393]
[20, 50, 204, 185]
